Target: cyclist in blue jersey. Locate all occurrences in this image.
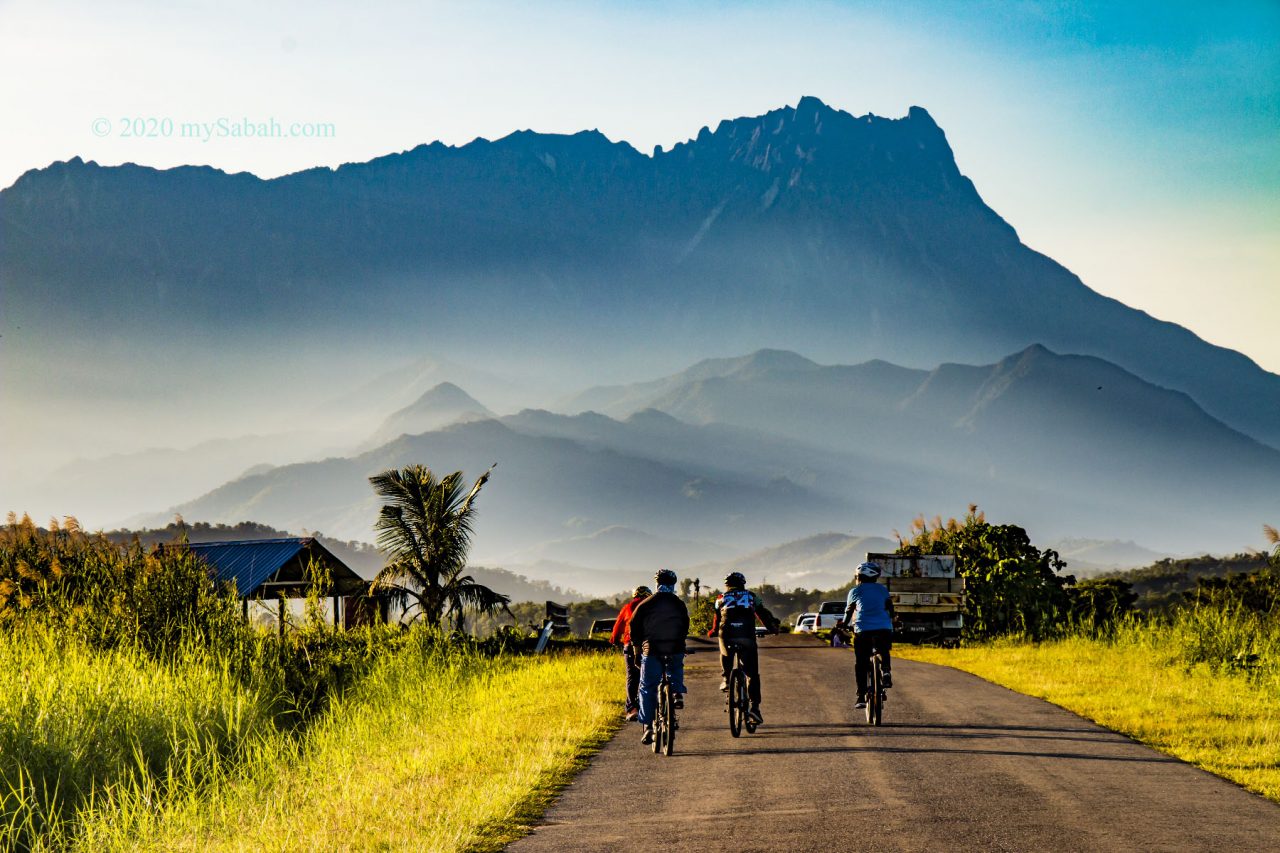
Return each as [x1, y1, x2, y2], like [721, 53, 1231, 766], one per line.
[842, 561, 895, 709]
[707, 571, 780, 725]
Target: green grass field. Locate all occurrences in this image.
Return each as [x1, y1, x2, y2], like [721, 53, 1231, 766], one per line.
[1, 517, 624, 851]
[899, 616, 1280, 803]
[2, 631, 619, 851]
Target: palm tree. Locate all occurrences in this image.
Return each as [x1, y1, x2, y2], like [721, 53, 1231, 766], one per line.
[368, 464, 509, 629]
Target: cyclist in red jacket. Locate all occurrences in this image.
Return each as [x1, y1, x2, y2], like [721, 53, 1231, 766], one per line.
[610, 585, 651, 720]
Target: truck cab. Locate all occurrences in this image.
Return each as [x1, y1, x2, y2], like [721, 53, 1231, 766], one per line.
[815, 600, 847, 632]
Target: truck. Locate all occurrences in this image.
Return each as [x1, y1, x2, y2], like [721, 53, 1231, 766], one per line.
[866, 552, 965, 645]
[814, 600, 848, 632]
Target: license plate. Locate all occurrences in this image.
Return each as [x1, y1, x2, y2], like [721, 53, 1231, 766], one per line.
[918, 594, 937, 605]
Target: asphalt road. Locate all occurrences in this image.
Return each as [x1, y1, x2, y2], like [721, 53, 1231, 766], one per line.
[509, 633, 1280, 852]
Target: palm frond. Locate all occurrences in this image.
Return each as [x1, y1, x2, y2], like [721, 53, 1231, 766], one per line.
[368, 581, 423, 621]
[447, 576, 512, 615]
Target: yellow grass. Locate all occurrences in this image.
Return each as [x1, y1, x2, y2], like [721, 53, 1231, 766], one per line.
[78, 649, 619, 852]
[899, 637, 1280, 802]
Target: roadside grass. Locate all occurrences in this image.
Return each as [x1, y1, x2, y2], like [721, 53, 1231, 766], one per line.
[2, 519, 624, 851]
[74, 642, 619, 852]
[898, 618, 1280, 803]
[0, 627, 278, 849]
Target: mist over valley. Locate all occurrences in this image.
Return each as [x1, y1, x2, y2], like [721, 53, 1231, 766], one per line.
[5, 98, 1277, 591]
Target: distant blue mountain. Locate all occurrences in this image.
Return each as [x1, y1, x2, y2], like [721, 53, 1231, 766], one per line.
[4, 96, 1278, 448]
[163, 346, 1278, 557]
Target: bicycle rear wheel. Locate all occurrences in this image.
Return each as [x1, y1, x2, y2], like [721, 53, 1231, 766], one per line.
[652, 682, 666, 754]
[868, 655, 883, 726]
[728, 668, 745, 738]
[661, 682, 676, 755]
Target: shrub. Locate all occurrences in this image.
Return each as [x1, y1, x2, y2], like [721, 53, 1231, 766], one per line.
[896, 505, 1073, 640]
[1070, 577, 1138, 633]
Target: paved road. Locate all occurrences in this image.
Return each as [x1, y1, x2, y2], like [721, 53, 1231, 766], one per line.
[510, 633, 1280, 852]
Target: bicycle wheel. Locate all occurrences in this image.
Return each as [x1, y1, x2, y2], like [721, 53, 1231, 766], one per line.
[661, 682, 676, 755]
[728, 668, 745, 738]
[868, 655, 883, 726]
[740, 669, 757, 733]
[652, 682, 666, 754]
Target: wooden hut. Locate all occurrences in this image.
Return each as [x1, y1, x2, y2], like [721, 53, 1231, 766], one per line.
[184, 537, 386, 630]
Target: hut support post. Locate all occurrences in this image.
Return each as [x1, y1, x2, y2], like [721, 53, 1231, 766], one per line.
[333, 595, 340, 629]
[277, 597, 285, 638]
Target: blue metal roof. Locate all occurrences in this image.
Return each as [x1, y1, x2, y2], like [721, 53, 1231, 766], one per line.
[187, 538, 311, 597]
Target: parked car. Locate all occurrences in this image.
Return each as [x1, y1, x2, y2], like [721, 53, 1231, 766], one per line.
[588, 618, 617, 637]
[815, 600, 847, 631]
[794, 613, 817, 633]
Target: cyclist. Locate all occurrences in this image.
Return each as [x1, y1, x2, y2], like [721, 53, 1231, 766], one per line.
[630, 569, 690, 745]
[842, 561, 895, 709]
[707, 571, 779, 725]
[610, 584, 652, 721]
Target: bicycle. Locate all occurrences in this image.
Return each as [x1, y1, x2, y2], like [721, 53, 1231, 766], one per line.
[651, 656, 679, 755]
[724, 644, 757, 738]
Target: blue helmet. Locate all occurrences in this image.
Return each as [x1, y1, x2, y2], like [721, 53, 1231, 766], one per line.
[857, 561, 881, 579]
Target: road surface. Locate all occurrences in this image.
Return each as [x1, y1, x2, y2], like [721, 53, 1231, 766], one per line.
[510, 633, 1280, 852]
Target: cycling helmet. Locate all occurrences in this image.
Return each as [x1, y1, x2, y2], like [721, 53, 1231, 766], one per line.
[856, 561, 882, 579]
[724, 571, 746, 588]
[655, 569, 678, 586]
[632, 584, 652, 598]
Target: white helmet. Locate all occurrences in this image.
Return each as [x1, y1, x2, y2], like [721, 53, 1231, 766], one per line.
[857, 561, 881, 578]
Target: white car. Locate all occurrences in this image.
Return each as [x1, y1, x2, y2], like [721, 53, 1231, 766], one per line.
[794, 613, 817, 633]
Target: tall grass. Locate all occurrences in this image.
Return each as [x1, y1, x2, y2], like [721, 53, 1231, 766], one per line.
[900, 602, 1280, 802]
[0, 628, 278, 849]
[69, 638, 618, 852]
[0, 518, 620, 850]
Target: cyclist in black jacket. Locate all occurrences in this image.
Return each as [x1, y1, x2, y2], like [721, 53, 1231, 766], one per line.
[630, 569, 690, 745]
[707, 571, 779, 725]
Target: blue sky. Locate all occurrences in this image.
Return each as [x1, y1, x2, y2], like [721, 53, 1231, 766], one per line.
[2, 0, 1276, 369]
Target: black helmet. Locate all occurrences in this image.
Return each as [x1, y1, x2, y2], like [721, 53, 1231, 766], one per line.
[655, 569, 678, 586]
[724, 571, 746, 588]
[632, 584, 652, 598]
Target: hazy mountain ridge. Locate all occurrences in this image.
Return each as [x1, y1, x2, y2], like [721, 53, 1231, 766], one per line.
[149, 344, 1280, 583]
[688, 532, 900, 591]
[1048, 538, 1174, 577]
[5, 97, 1279, 450]
[560, 345, 1280, 551]
[161, 415, 855, 560]
[500, 525, 737, 573]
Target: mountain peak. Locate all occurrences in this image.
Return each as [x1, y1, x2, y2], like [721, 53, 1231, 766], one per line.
[795, 94, 831, 109]
[906, 105, 939, 128]
[415, 381, 483, 407]
[364, 382, 493, 447]
[734, 349, 820, 376]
